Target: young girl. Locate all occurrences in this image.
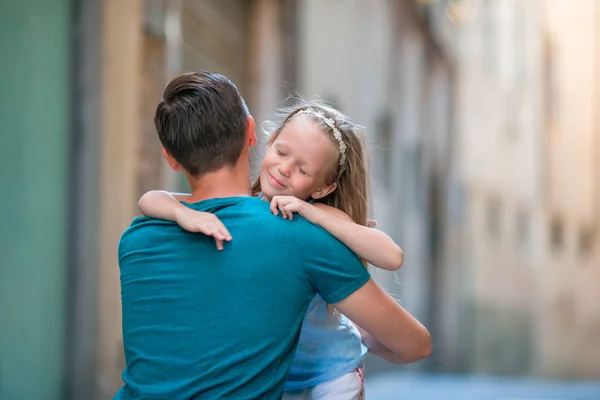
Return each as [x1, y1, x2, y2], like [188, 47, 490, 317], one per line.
[138, 101, 405, 399]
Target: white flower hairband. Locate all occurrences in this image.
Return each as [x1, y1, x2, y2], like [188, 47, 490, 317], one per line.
[297, 108, 347, 177]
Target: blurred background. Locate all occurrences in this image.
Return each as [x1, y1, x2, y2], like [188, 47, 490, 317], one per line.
[1, 0, 600, 399]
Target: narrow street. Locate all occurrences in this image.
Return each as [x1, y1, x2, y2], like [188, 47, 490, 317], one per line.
[365, 373, 600, 400]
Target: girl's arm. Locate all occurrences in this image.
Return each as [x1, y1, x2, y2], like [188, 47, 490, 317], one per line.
[138, 190, 191, 221]
[312, 203, 403, 271]
[269, 196, 403, 271]
[138, 190, 232, 250]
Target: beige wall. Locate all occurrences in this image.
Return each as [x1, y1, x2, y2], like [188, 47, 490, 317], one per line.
[536, 0, 600, 378]
[138, 32, 167, 199]
[180, 0, 286, 180]
[456, 0, 600, 378]
[296, 0, 393, 127]
[468, 190, 537, 307]
[457, 0, 543, 301]
[545, 0, 596, 221]
[96, 0, 143, 397]
[454, 0, 543, 374]
[247, 0, 287, 179]
[458, 1, 542, 204]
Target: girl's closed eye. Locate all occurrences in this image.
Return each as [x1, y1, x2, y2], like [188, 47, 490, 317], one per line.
[299, 167, 309, 176]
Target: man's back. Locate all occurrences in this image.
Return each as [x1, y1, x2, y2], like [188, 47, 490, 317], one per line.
[116, 196, 369, 399]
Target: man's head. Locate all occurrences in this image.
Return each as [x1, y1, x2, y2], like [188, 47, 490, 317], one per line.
[154, 71, 256, 178]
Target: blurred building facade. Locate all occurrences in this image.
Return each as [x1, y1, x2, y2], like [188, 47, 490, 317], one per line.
[536, 0, 600, 378]
[447, 0, 600, 379]
[2, 1, 600, 399]
[451, 0, 544, 375]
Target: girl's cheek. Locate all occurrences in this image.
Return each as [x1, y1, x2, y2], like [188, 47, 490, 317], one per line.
[304, 175, 317, 185]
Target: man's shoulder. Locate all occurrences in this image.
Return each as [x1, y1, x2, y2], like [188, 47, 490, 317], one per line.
[118, 216, 175, 257]
[187, 196, 265, 214]
[233, 202, 341, 248]
[291, 217, 331, 237]
[121, 216, 174, 237]
[288, 216, 351, 253]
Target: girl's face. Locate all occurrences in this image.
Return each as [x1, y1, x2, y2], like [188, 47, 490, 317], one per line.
[259, 115, 338, 201]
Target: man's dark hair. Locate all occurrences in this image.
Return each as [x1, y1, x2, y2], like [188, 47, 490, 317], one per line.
[154, 71, 249, 177]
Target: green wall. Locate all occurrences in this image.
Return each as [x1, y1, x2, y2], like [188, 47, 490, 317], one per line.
[0, 1, 71, 398]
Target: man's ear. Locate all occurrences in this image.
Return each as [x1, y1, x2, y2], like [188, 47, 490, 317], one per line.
[247, 115, 257, 147]
[161, 147, 183, 171]
[310, 182, 337, 200]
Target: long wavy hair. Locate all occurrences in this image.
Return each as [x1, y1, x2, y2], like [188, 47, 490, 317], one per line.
[252, 99, 370, 231]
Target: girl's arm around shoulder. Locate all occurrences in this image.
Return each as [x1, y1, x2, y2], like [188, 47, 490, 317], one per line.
[138, 190, 231, 250]
[311, 203, 404, 271]
[268, 195, 403, 270]
[138, 190, 191, 221]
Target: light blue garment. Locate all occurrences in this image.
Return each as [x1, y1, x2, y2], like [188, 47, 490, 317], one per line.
[284, 294, 368, 390]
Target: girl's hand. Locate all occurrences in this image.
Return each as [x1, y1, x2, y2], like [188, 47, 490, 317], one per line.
[269, 196, 321, 223]
[174, 207, 232, 250]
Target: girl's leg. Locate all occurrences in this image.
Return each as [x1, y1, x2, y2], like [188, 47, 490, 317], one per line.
[310, 365, 365, 400]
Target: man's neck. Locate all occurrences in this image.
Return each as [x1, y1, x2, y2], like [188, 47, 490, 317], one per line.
[185, 166, 251, 203]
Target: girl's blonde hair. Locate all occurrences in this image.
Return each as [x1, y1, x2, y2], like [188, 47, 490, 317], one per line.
[252, 98, 370, 233]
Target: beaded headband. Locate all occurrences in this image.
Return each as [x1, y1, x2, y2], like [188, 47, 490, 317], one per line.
[296, 108, 347, 176]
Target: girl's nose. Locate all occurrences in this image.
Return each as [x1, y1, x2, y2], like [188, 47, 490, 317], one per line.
[278, 161, 292, 177]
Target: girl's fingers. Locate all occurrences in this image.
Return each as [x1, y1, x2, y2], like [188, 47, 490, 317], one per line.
[284, 205, 294, 220]
[218, 226, 232, 241]
[279, 203, 287, 219]
[217, 222, 231, 239]
[206, 228, 223, 250]
[270, 201, 279, 215]
[191, 225, 227, 250]
[221, 228, 232, 241]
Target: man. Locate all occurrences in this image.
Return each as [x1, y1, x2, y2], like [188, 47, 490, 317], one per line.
[116, 72, 431, 399]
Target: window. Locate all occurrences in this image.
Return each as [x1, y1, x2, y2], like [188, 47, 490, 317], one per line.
[375, 110, 393, 188]
[486, 197, 502, 240]
[542, 35, 559, 133]
[515, 208, 530, 254]
[144, 0, 167, 38]
[550, 216, 564, 253]
[578, 226, 596, 259]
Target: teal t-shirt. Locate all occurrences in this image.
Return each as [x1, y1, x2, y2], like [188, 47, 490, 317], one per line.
[115, 196, 370, 399]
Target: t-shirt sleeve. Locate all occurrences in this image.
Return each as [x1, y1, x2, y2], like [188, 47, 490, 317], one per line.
[302, 226, 371, 304]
